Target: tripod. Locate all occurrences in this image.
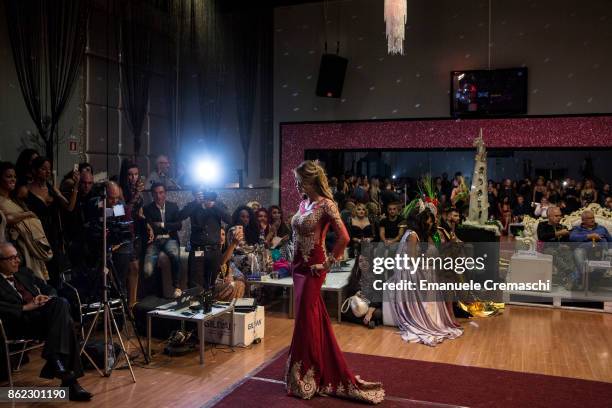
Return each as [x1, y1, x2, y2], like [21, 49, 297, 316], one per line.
[79, 195, 146, 381]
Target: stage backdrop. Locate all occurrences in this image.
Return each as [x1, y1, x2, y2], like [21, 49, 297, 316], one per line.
[279, 115, 612, 215]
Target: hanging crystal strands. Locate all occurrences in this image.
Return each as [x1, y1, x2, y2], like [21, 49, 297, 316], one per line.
[384, 0, 407, 55]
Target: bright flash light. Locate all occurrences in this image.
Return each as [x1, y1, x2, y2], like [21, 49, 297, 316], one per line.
[562, 181, 568, 186]
[193, 159, 220, 184]
[392, 174, 397, 180]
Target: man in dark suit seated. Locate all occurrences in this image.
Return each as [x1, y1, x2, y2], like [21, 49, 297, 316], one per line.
[536, 206, 575, 289]
[0, 242, 92, 401]
[143, 183, 184, 298]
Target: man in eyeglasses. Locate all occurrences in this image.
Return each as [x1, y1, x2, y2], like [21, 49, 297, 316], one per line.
[0, 242, 92, 401]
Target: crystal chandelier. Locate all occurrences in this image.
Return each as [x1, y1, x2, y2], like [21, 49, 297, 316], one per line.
[384, 0, 407, 55]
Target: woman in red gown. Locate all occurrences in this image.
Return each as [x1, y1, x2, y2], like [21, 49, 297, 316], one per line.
[285, 160, 385, 404]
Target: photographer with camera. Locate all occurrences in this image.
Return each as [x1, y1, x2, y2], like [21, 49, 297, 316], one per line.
[143, 183, 183, 298]
[104, 182, 134, 298]
[179, 190, 231, 291]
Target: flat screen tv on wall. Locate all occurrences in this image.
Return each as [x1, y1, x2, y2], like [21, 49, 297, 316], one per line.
[450, 67, 528, 117]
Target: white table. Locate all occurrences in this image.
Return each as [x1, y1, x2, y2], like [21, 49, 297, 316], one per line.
[256, 260, 353, 322]
[146, 303, 234, 365]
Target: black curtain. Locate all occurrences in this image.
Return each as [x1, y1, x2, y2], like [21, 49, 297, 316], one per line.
[195, 0, 227, 148]
[232, 3, 273, 177]
[4, 0, 90, 162]
[120, 0, 152, 156]
[257, 7, 273, 179]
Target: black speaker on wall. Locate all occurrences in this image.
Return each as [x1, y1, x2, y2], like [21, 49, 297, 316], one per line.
[316, 54, 348, 98]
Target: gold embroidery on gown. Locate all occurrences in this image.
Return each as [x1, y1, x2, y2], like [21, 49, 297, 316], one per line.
[286, 359, 385, 404]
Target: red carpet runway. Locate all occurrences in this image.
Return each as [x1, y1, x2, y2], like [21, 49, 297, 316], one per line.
[208, 350, 612, 407]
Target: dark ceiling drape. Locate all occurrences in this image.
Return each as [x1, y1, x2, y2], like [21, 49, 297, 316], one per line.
[196, 0, 227, 148]
[232, 5, 260, 176]
[4, 0, 90, 162]
[120, 0, 152, 155]
[232, 4, 273, 177]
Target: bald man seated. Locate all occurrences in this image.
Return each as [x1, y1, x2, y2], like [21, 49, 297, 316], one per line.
[0, 242, 92, 401]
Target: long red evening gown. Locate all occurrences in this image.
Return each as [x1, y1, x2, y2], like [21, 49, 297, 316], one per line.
[285, 197, 385, 404]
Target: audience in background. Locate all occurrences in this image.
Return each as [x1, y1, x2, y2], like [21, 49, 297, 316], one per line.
[0, 242, 92, 400]
[265, 205, 291, 248]
[118, 160, 146, 307]
[214, 227, 246, 301]
[0, 162, 52, 280]
[255, 208, 270, 244]
[379, 202, 404, 245]
[232, 205, 259, 246]
[26, 157, 79, 287]
[15, 148, 39, 186]
[145, 154, 180, 190]
[347, 203, 374, 258]
[143, 183, 183, 298]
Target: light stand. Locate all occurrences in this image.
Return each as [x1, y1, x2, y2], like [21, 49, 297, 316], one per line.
[79, 193, 136, 382]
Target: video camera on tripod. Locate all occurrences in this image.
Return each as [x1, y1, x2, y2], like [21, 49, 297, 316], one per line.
[83, 182, 133, 250]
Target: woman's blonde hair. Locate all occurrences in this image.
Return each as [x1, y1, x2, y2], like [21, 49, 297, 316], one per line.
[294, 160, 334, 201]
[352, 202, 368, 217]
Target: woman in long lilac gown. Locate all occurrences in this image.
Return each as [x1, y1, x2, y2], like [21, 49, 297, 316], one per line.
[387, 206, 463, 346]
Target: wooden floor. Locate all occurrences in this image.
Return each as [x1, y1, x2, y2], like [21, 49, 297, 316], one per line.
[10, 304, 612, 408]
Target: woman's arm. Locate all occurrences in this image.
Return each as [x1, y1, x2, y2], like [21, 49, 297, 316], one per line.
[324, 199, 349, 263]
[2, 209, 36, 226]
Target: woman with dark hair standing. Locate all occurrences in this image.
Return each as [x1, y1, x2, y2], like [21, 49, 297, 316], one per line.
[387, 204, 463, 346]
[26, 157, 79, 286]
[118, 159, 146, 307]
[15, 148, 39, 185]
[286, 160, 384, 404]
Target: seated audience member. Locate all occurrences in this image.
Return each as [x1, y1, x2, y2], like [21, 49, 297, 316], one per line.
[533, 196, 551, 218]
[380, 181, 400, 215]
[512, 194, 532, 221]
[439, 207, 461, 242]
[580, 179, 597, 207]
[340, 199, 356, 227]
[265, 205, 291, 248]
[246, 201, 261, 211]
[366, 201, 382, 239]
[569, 210, 611, 287]
[605, 196, 612, 211]
[342, 246, 382, 329]
[0, 162, 52, 281]
[537, 206, 574, 288]
[532, 177, 547, 203]
[348, 203, 374, 257]
[78, 162, 93, 174]
[379, 202, 404, 245]
[255, 208, 270, 244]
[214, 227, 246, 301]
[600, 183, 610, 205]
[231, 205, 260, 246]
[0, 242, 92, 401]
[145, 155, 180, 190]
[351, 176, 370, 204]
[498, 196, 512, 234]
[143, 183, 183, 298]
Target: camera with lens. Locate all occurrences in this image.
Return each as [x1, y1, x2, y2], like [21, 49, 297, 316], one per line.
[83, 183, 133, 250]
